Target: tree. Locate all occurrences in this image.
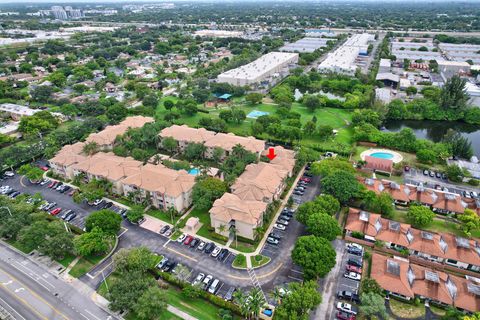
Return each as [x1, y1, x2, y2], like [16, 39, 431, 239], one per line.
[458, 209, 480, 236]
[310, 158, 355, 176]
[142, 94, 159, 108]
[106, 104, 128, 124]
[85, 209, 122, 235]
[317, 124, 334, 141]
[18, 111, 59, 136]
[127, 205, 145, 223]
[31, 85, 53, 102]
[446, 164, 464, 183]
[274, 281, 322, 320]
[440, 75, 468, 110]
[191, 177, 228, 210]
[351, 109, 383, 128]
[361, 278, 383, 295]
[303, 95, 321, 112]
[303, 120, 316, 136]
[109, 270, 155, 312]
[442, 129, 473, 159]
[359, 292, 388, 319]
[183, 284, 202, 299]
[416, 148, 437, 164]
[292, 235, 336, 280]
[76, 179, 106, 204]
[184, 143, 206, 161]
[322, 170, 362, 204]
[406, 86, 418, 96]
[74, 227, 111, 256]
[305, 212, 341, 241]
[18, 164, 44, 182]
[113, 247, 158, 274]
[363, 191, 394, 218]
[162, 137, 178, 153]
[406, 205, 435, 228]
[174, 264, 191, 282]
[163, 100, 174, 110]
[82, 142, 100, 156]
[245, 92, 263, 105]
[296, 194, 341, 224]
[134, 286, 167, 320]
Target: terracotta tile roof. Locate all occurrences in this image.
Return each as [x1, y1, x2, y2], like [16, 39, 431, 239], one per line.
[431, 192, 467, 214]
[209, 193, 267, 225]
[72, 152, 143, 181]
[86, 116, 154, 146]
[49, 142, 87, 167]
[121, 163, 195, 198]
[204, 132, 265, 154]
[360, 178, 411, 203]
[372, 254, 480, 312]
[346, 208, 480, 268]
[231, 162, 288, 202]
[261, 146, 296, 173]
[159, 125, 216, 144]
[364, 155, 393, 173]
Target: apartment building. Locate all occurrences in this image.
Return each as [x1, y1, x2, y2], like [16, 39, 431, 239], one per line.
[49, 142, 87, 178]
[159, 125, 216, 151]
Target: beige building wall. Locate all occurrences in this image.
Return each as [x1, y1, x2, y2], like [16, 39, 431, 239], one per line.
[210, 216, 261, 240]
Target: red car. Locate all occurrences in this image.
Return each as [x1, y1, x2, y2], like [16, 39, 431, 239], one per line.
[50, 207, 62, 215]
[346, 265, 362, 274]
[47, 181, 56, 188]
[300, 177, 311, 182]
[183, 235, 194, 245]
[68, 189, 76, 196]
[336, 311, 355, 320]
[38, 165, 49, 171]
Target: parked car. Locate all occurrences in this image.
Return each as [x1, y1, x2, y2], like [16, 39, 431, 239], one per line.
[429, 170, 435, 177]
[435, 172, 442, 179]
[4, 171, 14, 178]
[183, 235, 194, 245]
[55, 183, 63, 191]
[159, 225, 170, 235]
[273, 223, 286, 231]
[40, 179, 50, 186]
[65, 212, 77, 222]
[346, 265, 362, 274]
[204, 242, 215, 254]
[279, 215, 291, 221]
[61, 186, 71, 193]
[404, 166, 410, 172]
[347, 258, 363, 268]
[93, 199, 104, 206]
[47, 181, 56, 188]
[423, 169, 429, 176]
[202, 275, 213, 290]
[211, 246, 221, 258]
[50, 207, 62, 215]
[60, 210, 72, 220]
[103, 201, 113, 209]
[164, 229, 172, 237]
[346, 243, 362, 251]
[277, 219, 289, 226]
[224, 287, 236, 301]
[9, 191, 21, 198]
[441, 173, 447, 180]
[157, 257, 169, 269]
[304, 172, 313, 177]
[190, 238, 199, 248]
[336, 302, 357, 315]
[208, 279, 220, 294]
[348, 247, 363, 256]
[336, 311, 355, 320]
[300, 177, 311, 182]
[197, 241, 206, 251]
[267, 237, 279, 245]
[293, 190, 305, 196]
[268, 232, 282, 240]
[177, 234, 187, 243]
[344, 271, 361, 281]
[337, 291, 361, 303]
[218, 248, 229, 261]
[163, 261, 177, 273]
[192, 273, 205, 286]
[68, 189, 76, 196]
[471, 191, 478, 198]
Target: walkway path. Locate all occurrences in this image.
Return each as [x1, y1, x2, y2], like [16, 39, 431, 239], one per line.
[167, 305, 198, 320]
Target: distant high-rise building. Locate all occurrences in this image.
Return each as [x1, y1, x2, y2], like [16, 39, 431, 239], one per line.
[51, 6, 68, 20]
[67, 9, 83, 19]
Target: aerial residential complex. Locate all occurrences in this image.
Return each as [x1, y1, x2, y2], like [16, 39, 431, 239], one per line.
[217, 51, 299, 87]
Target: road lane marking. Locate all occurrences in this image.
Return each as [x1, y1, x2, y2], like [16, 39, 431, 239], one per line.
[163, 239, 171, 248]
[10, 262, 52, 292]
[12, 261, 55, 289]
[0, 295, 26, 320]
[80, 313, 91, 320]
[0, 282, 49, 320]
[0, 266, 70, 320]
[166, 248, 198, 262]
[84, 309, 102, 320]
[290, 269, 304, 274]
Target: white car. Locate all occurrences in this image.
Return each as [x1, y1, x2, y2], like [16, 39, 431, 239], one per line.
[273, 223, 286, 231]
[192, 273, 205, 286]
[177, 233, 187, 243]
[346, 243, 363, 251]
[336, 302, 357, 314]
[211, 246, 222, 257]
[197, 241, 206, 251]
[4, 171, 14, 177]
[93, 199, 104, 206]
[344, 271, 361, 281]
[202, 274, 213, 289]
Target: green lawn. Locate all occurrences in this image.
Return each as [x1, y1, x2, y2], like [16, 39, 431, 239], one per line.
[57, 254, 76, 268]
[147, 209, 180, 225]
[251, 255, 270, 268]
[229, 241, 256, 253]
[232, 254, 247, 268]
[182, 207, 227, 245]
[5, 239, 33, 254]
[126, 310, 182, 320]
[389, 298, 425, 318]
[69, 253, 107, 278]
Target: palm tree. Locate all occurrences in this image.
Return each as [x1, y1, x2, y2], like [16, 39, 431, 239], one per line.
[248, 287, 266, 320]
[229, 225, 237, 247]
[218, 224, 227, 235]
[152, 154, 162, 165]
[270, 286, 283, 305]
[253, 226, 265, 241]
[82, 141, 99, 156]
[233, 290, 251, 320]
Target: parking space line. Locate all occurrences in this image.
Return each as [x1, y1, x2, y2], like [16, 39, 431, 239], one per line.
[288, 275, 302, 281]
[118, 227, 128, 237]
[290, 269, 303, 274]
[163, 239, 171, 248]
[166, 248, 198, 262]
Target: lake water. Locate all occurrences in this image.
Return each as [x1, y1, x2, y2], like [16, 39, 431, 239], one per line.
[384, 120, 480, 157]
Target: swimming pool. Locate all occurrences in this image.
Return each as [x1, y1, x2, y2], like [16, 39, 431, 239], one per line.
[188, 168, 199, 175]
[370, 152, 394, 160]
[247, 110, 270, 119]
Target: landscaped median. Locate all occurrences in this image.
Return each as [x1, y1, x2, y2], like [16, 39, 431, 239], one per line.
[232, 254, 271, 269]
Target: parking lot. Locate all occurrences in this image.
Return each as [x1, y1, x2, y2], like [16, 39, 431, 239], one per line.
[1, 174, 125, 230]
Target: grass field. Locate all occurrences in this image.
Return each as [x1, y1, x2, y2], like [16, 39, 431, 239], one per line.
[69, 253, 107, 278]
[181, 207, 227, 245]
[251, 255, 270, 268]
[57, 254, 76, 268]
[389, 298, 425, 318]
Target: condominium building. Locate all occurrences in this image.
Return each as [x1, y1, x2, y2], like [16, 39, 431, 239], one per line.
[159, 125, 216, 151]
[204, 133, 265, 159]
[49, 142, 87, 177]
[217, 52, 298, 86]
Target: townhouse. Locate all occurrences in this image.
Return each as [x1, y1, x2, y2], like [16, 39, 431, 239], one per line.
[360, 177, 469, 214]
[49, 142, 87, 177]
[85, 116, 154, 150]
[371, 253, 480, 313]
[345, 208, 480, 272]
[210, 193, 268, 240]
[159, 125, 216, 151]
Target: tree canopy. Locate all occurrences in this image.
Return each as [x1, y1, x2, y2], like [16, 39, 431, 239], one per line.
[292, 235, 336, 280]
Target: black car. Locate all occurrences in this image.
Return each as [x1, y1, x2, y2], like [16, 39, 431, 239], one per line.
[279, 215, 291, 221]
[190, 238, 200, 248]
[347, 258, 363, 268]
[218, 248, 229, 261]
[61, 186, 71, 193]
[163, 261, 177, 273]
[441, 173, 447, 180]
[65, 212, 77, 222]
[337, 291, 361, 303]
[159, 225, 170, 234]
[60, 210, 72, 220]
[435, 172, 442, 179]
[269, 232, 282, 240]
[304, 172, 313, 177]
[348, 247, 363, 256]
[204, 242, 215, 254]
[103, 202, 113, 209]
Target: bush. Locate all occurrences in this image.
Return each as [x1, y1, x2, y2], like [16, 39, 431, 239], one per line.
[351, 231, 364, 239]
[467, 178, 480, 186]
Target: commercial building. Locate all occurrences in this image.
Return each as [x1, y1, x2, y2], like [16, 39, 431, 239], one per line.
[0, 103, 41, 121]
[318, 33, 374, 75]
[193, 30, 243, 38]
[439, 43, 480, 64]
[51, 6, 68, 20]
[391, 49, 443, 61]
[217, 52, 298, 86]
[279, 37, 333, 53]
[345, 208, 480, 273]
[371, 253, 480, 312]
[378, 59, 391, 73]
[391, 41, 435, 51]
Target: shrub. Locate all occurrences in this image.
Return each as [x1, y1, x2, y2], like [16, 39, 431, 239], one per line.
[351, 231, 364, 239]
[467, 178, 480, 186]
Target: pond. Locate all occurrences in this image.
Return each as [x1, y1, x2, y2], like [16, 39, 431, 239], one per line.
[384, 120, 480, 156]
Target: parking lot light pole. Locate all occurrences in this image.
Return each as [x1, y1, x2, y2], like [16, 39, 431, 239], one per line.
[102, 271, 110, 295]
[0, 206, 12, 217]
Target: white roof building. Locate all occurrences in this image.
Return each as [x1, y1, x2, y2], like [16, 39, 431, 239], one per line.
[280, 37, 333, 53]
[0, 103, 41, 117]
[194, 30, 243, 38]
[217, 52, 298, 86]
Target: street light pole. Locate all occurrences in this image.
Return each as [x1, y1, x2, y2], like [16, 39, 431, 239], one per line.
[102, 271, 110, 295]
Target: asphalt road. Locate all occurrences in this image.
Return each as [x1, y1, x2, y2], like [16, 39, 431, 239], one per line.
[0, 242, 118, 320]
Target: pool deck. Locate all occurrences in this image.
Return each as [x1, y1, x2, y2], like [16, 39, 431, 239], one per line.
[360, 148, 403, 164]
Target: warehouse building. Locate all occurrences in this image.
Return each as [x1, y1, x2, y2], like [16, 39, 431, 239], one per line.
[318, 33, 375, 75]
[217, 52, 298, 87]
[439, 43, 480, 64]
[279, 37, 334, 53]
[193, 29, 243, 38]
[391, 41, 435, 51]
[391, 49, 443, 61]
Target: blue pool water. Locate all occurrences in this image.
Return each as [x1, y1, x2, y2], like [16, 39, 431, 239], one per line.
[247, 110, 270, 119]
[188, 168, 199, 175]
[370, 152, 394, 160]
